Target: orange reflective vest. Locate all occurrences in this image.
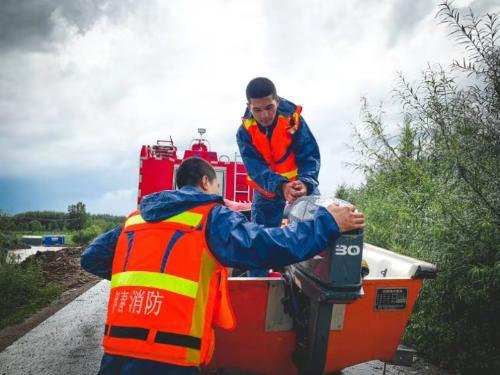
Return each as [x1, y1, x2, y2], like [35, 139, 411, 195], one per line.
[242, 106, 302, 198]
[103, 203, 235, 367]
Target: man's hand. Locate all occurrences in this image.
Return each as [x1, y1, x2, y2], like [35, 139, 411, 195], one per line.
[282, 181, 307, 203]
[291, 180, 307, 197]
[326, 203, 365, 233]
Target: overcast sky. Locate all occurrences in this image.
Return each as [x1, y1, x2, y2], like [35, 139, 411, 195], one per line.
[1, 0, 498, 216]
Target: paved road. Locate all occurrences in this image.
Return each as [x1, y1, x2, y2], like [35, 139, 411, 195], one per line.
[0, 281, 108, 375]
[0, 281, 445, 375]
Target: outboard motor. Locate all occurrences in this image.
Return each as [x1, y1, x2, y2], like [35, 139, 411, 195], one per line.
[283, 196, 365, 374]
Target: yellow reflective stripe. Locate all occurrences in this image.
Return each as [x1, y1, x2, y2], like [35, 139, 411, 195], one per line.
[111, 271, 198, 298]
[280, 169, 298, 179]
[243, 118, 256, 129]
[186, 249, 218, 363]
[191, 249, 217, 337]
[249, 170, 297, 183]
[290, 111, 300, 131]
[185, 348, 200, 364]
[124, 211, 203, 228]
[124, 214, 145, 227]
[167, 211, 203, 227]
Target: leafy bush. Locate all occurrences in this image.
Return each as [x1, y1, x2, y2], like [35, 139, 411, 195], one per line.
[29, 220, 43, 232]
[0, 255, 60, 329]
[344, 2, 500, 373]
[0, 205, 123, 233]
[0, 232, 26, 250]
[72, 225, 102, 246]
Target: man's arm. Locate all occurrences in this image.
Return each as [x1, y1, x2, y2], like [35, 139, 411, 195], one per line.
[236, 126, 288, 197]
[293, 116, 320, 194]
[206, 205, 342, 270]
[80, 226, 122, 280]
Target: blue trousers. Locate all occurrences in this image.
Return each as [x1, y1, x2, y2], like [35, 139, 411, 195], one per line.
[248, 190, 286, 277]
[98, 353, 198, 375]
[248, 187, 320, 277]
[251, 190, 286, 228]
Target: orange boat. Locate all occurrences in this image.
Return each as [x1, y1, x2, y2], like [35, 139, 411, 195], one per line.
[206, 243, 435, 374]
[138, 132, 437, 374]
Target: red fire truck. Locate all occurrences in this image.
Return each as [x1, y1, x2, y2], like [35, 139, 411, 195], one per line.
[138, 129, 253, 206]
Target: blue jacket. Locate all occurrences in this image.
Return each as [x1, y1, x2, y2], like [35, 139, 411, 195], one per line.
[236, 97, 321, 198]
[81, 186, 339, 279]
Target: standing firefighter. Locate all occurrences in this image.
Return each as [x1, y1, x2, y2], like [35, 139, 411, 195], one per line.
[237, 77, 321, 276]
[81, 157, 364, 375]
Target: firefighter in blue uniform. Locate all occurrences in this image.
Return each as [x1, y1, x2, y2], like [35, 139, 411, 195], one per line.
[236, 77, 321, 276]
[81, 157, 364, 375]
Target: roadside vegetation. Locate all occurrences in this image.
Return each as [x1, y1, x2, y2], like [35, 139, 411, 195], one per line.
[0, 201, 124, 247]
[0, 251, 61, 330]
[338, 2, 499, 374]
[0, 202, 123, 329]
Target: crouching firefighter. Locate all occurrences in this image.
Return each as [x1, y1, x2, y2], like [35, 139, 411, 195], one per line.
[81, 157, 365, 375]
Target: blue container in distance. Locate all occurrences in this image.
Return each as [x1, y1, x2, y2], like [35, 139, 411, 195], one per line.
[42, 235, 65, 246]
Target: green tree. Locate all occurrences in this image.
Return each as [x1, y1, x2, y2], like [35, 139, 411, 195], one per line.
[0, 212, 14, 231]
[72, 225, 101, 246]
[29, 220, 43, 233]
[347, 2, 500, 373]
[67, 202, 88, 231]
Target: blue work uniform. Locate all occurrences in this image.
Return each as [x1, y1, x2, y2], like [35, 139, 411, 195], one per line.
[81, 186, 339, 374]
[237, 97, 321, 275]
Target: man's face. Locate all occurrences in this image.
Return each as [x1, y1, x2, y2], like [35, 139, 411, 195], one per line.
[248, 95, 279, 127]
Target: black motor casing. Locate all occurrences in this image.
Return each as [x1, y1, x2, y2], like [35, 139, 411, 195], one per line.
[286, 196, 364, 300]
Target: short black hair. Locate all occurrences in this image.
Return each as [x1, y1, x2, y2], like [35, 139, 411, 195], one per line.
[246, 77, 277, 101]
[176, 157, 216, 188]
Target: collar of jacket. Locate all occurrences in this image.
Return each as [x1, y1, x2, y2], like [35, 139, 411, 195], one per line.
[139, 186, 224, 223]
[257, 117, 278, 138]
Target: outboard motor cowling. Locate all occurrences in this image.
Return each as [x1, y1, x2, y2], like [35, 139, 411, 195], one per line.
[287, 196, 364, 301]
[283, 196, 365, 374]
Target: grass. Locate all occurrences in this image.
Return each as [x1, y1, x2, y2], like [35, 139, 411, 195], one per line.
[0, 284, 61, 330]
[0, 253, 62, 330]
[1, 230, 78, 247]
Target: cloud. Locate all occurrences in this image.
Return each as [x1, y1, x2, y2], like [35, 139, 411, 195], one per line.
[1, 0, 499, 214]
[0, 171, 137, 215]
[86, 188, 137, 215]
[0, 0, 135, 52]
[385, 0, 435, 47]
[455, 0, 500, 14]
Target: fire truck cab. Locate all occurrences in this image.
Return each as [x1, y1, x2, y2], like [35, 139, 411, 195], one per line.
[138, 129, 253, 206]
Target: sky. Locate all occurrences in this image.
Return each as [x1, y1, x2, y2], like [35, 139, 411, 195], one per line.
[1, 0, 499, 216]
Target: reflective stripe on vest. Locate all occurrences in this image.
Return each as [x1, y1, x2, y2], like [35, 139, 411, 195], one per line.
[111, 271, 198, 298]
[280, 168, 298, 179]
[247, 168, 297, 181]
[124, 211, 203, 229]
